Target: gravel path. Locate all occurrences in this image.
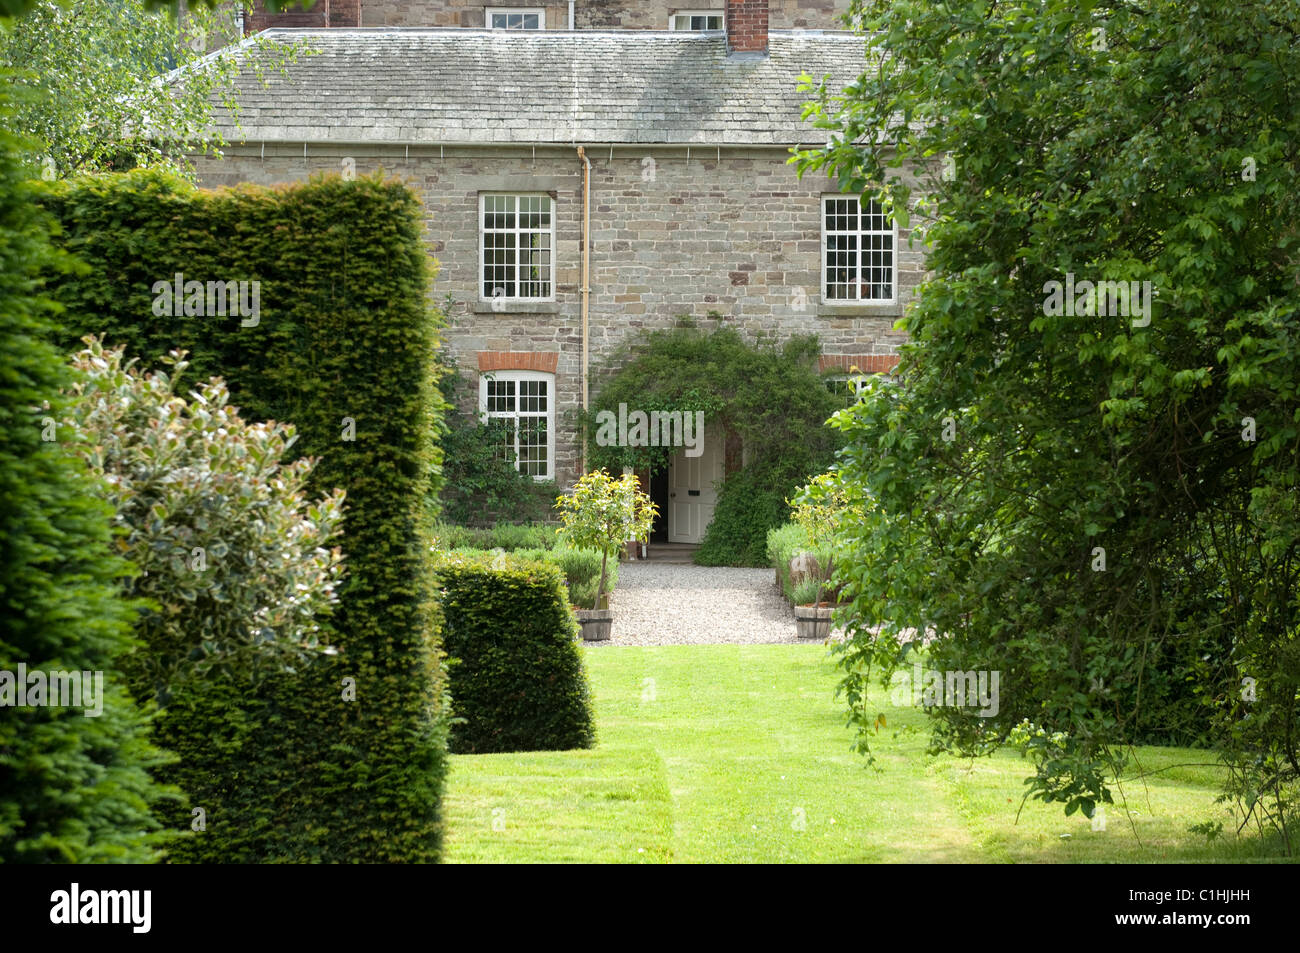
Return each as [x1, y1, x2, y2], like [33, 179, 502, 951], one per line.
[601, 561, 830, 646]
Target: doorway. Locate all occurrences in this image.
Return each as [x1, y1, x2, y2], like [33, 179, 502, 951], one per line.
[666, 426, 724, 544]
[648, 466, 670, 542]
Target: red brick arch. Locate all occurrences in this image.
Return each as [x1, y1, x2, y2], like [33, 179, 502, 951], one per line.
[476, 351, 559, 374]
[819, 354, 900, 374]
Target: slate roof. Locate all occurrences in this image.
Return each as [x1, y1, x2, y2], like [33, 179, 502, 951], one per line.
[196, 28, 874, 146]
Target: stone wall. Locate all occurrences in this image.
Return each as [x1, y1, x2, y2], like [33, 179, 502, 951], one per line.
[192, 143, 923, 488]
[361, 1, 569, 28]
[358, 1, 850, 30]
[245, 0, 360, 32]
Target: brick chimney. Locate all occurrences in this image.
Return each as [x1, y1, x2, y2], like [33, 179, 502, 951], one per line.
[726, 0, 769, 55]
[244, 0, 360, 35]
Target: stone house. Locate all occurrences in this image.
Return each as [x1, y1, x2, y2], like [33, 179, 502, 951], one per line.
[190, 1, 927, 543]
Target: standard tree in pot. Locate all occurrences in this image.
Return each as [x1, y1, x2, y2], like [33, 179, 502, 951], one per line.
[556, 469, 657, 641]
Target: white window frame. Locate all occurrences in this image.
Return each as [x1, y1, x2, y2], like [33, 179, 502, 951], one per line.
[479, 370, 556, 481]
[669, 10, 725, 31]
[486, 7, 546, 29]
[479, 193, 556, 303]
[821, 195, 897, 305]
[824, 373, 869, 404]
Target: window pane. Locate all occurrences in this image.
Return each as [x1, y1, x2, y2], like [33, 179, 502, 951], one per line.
[825, 197, 857, 232]
[486, 379, 516, 413]
[862, 200, 888, 232]
[483, 194, 516, 230]
[673, 13, 722, 30]
[518, 379, 548, 413]
[824, 375, 868, 406]
[498, 418, 517, 465]
[483, 231, 517, 299]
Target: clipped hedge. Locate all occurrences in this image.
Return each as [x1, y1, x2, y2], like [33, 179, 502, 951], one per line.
[437, 553, 594, 754]
[0, 130, 164, 864]
[511, 546, 615, 610]
[449, 544, 616, 608]
[435, 523, 560, 552]
[38, 169, 449, 863]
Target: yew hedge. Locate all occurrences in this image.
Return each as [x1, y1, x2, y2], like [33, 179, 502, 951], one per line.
[38, 169, 449, 863]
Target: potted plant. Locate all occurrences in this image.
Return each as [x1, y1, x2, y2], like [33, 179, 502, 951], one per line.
[556, 469, 656, 641]
[788, 471, 860, 640]
[790, 578, 831, 638]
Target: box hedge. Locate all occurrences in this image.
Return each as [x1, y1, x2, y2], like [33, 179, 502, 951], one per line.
[436, 553, 594, 754]
[37, 169, 449, 863]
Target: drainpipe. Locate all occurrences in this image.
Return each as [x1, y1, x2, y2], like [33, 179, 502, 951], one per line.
[577, 145, 591, 476]
[568, 0, 575, 30]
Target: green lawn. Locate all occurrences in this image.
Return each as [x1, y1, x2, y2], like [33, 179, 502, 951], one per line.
[443, 644, 1291, 863]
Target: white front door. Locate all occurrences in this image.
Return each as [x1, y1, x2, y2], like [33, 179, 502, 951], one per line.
[668, 429, 724, 544]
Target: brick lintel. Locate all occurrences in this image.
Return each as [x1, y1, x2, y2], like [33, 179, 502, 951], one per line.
[476, 351, 559, 374]
[819, 354, 900, 374]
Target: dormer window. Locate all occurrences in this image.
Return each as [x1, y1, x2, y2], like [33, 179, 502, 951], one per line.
[670, 10, 724, 31]
[487, 7, 545, 29]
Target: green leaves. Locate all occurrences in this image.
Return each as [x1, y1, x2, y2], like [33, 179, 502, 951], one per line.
[43, 169, 450, 863]
[553, 469, 655, 605]
[0, 114, 165, 864]
[800, 0, 1300, 830]
[64, 336, 347, 694]
[435, 552, 594, 754]
[586, 324, 839, 478]
[556, 470, 655, 591]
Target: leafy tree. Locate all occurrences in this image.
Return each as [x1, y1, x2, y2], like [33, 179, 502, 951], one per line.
[0, 0, 303, 178]
[0, 116, 164, 863]
[797, 0, 1300, 839]
[0, 0, 310, 22]
[555, 470, 655, 610]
